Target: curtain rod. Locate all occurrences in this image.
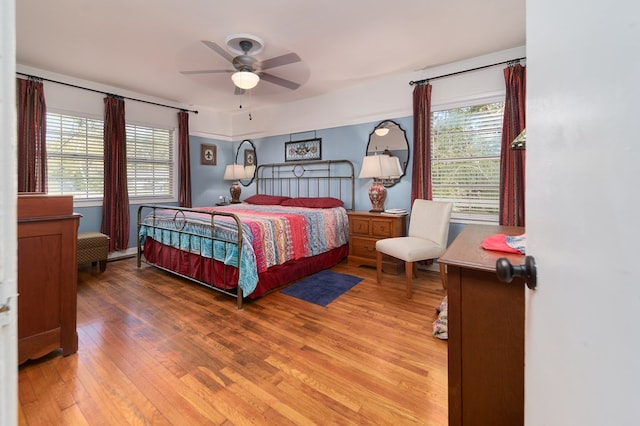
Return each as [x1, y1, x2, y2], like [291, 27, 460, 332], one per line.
[16, 72, 198, 114]
[409, 56, 526, 86]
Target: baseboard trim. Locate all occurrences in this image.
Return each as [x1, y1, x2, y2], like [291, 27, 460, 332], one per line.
[108, 247, 137, 261]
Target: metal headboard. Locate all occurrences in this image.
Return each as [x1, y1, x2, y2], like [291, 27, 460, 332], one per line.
[256, 160, 355, 210]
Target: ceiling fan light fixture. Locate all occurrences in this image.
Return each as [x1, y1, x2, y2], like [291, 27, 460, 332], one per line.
[231, 70, 260, 90]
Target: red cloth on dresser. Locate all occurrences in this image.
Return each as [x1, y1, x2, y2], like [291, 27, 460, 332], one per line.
[481, 233, 523, 254]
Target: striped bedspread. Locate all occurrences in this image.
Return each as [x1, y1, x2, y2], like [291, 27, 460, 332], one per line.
[138, 204, 349, 296]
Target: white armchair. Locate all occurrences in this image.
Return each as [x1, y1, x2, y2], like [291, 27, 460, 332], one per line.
[375, 199, 453, 298]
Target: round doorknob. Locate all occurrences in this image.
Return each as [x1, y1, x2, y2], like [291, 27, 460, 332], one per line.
[496, 255, 537, 290]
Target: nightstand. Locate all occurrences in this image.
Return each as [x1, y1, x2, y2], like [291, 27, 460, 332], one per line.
[347, 211, 406, 274]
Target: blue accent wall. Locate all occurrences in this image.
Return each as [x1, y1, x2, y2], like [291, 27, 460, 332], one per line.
[190, 116, 414, 213]
[79, 114, 468, 249]
[240, 116, 415, 213]
[190, 135, 236, 207]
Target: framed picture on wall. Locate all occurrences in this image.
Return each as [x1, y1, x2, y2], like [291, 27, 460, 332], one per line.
[200, 144, 217, 166]
[244, 149, 256, 167]
[285, 138, 322, 162]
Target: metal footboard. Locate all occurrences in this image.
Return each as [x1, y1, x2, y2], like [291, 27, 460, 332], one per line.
[136, 204, 246, 309]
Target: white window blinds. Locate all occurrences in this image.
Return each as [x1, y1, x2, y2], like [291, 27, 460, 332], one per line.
[126, 124, 173, 199]
[431, 101, 504, 222]
[47, 113, 104, 199]
[46, 112, 175, 201]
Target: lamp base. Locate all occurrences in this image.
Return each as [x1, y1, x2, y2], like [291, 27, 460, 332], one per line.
[368, 181, 387, 213]
[229, 182, 242, 204]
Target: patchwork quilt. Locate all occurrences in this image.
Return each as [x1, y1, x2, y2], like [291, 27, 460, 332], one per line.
[138, 204, 349, 297]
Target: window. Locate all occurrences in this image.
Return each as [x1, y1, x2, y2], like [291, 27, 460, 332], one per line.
[47, 113, 104, 199]
[431, 101, 504, 222]
[126, 124, 173, 199]
[46, 112, 175, 202]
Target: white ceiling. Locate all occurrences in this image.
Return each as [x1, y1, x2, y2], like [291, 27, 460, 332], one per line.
[16, 0, 525, 114]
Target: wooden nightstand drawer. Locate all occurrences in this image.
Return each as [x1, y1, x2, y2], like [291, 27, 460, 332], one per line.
[370, 219, 392, 237]
[351, 217, 371, 235]
[350, 236, 377, 258]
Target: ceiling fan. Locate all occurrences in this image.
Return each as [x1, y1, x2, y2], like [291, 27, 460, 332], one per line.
[181, 34, 302, 94]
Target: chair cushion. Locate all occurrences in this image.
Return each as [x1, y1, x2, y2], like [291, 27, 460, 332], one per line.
[376, 236, 444, 262]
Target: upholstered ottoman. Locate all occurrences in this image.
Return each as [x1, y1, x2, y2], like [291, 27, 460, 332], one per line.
[77, 232, 110, 272]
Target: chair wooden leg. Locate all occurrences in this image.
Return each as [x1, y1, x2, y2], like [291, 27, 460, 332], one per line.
[376, 251, 383, 284]
[439, 261, 447, 289]
[405, 261, 413, 298]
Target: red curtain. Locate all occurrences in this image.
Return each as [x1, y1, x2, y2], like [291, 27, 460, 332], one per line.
[101, 96, 130, 251]
[411, 83, 433, 204]
[499, 64, 526, 226]
[16, 78, 47, 193]
[178, 110, 192, 207]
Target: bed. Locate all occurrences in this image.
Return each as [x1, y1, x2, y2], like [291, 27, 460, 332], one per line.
[137, 160, 355, 308]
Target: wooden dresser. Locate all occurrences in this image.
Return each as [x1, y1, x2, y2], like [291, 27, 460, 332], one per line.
[17, 194, 81, 364]
[438, 224, 526, 426]
[347, 211, 406, 273]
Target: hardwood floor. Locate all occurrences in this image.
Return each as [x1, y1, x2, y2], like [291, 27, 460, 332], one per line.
[18, 257, 448, 425]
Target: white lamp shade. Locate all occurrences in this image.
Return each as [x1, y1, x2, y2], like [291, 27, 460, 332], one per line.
[231, 71, 260, 89]
[384, 155, 403, 178]
[374, 127, 390, 136]
[359, 155, 385, 179]
[224, 164, 246, 180]
[358, 155, 402, 179]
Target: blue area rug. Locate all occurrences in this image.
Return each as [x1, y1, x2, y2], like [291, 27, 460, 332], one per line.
[281, 270, 363, 306]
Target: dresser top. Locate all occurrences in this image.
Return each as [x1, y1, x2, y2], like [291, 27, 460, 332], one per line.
[438, 224, 525, 272]
[18, 194, 75, 219]
[347, 210, 407, 218]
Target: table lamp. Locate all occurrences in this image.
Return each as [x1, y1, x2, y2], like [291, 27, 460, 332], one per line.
[223, 164, 246, 203]
[358, 154, 403, 212]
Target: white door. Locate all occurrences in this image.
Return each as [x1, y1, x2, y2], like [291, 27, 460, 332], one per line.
[0, 0, 17, 424]
[526, 1, 640, 424]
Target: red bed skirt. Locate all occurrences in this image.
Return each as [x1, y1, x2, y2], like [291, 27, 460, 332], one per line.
[142, 237, 349, 299]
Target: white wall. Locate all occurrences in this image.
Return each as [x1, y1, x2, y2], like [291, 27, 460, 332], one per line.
[17, 64, 232, 141]
[230, 46, 525, 139]
[17, 46, 524, 141]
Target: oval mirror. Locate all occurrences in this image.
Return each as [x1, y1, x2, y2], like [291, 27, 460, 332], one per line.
[366, 120, 409, 187]
[235, 139, 257, 186]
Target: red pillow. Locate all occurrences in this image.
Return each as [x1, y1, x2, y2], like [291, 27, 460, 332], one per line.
[281, 197, 344, 208]
[244, 194, 291, 205]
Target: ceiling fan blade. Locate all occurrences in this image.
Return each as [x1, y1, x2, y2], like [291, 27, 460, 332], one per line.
[201, 40, 235, 63]
[180, 69, 232, 75]
[259, 52, 301, 71]
[259, 72, 301, 90]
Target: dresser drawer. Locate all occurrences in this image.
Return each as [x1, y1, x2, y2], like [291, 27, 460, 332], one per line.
[370, 219, 393, 237]
[351, 217, 371, 236]
[350, 236, 377, 259]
